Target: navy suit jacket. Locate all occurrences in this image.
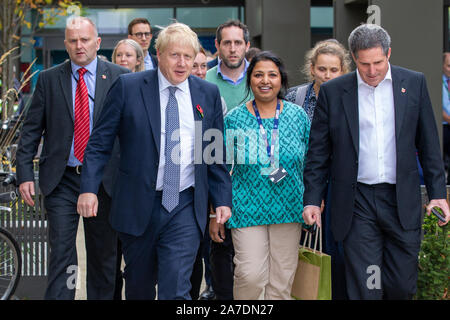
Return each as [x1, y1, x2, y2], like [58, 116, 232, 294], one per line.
[80, 70, 232, 236]
[303, 65, 446, 241]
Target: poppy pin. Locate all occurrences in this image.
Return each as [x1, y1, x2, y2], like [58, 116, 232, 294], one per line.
[102, 74, 107, 80]
[401, 87, 406, 93]
[196, 104, 204, 118]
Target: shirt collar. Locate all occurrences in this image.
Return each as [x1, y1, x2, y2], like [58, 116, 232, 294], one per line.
[357, 63, 392, 88]
[71, 57, 97, 77]
[158, 67, 189, 94]
[217, 58, 249, 78]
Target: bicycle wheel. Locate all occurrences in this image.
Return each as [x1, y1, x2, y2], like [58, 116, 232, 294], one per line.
[0, 227, 21, 300]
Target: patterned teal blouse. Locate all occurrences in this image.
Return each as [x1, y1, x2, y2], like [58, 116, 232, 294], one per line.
[224, 100, 310, 229]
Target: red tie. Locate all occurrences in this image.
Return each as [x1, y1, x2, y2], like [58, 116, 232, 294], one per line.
[74, 67, 90, 163]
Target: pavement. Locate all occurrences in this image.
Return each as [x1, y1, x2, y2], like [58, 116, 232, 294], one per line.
[74, 217, 207, 300]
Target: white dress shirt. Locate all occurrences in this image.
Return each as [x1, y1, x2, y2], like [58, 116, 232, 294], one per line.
[357, 64, 396, 184]
[156, 68, 195, 191]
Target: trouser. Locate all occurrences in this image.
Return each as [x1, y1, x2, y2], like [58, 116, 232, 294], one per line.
[119, 188, 201, 300]
[44, 168, 118, 300]
[210, 227, 234, 300]
[343, 183, 421, 300]
[190, 217, 213, 300]
[231, 223, 301, 300]
[443, 124, 450, 184]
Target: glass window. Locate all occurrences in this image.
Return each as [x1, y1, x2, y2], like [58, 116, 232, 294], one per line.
[311, 6, 333, 28]
[176, 7, 240, 28]
[42, 8, 174, 34]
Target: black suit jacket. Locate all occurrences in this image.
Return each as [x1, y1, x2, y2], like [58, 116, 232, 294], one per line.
[80, 70, 232, 236]
[16, 58, 129, 197]
[303, 65, 446, 241]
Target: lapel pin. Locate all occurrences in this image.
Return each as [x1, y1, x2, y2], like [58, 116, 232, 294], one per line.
[401, 87, 406, 93]
[196, 104, 204, 119]
[102, 74, 106, 79]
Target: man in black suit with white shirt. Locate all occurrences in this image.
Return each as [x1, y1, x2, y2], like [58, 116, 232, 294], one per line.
[303, 24, 450, 300]
[16, 17, 129, 299]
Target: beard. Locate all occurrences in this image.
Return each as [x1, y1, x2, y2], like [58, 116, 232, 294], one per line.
[222, 55, 245, 69]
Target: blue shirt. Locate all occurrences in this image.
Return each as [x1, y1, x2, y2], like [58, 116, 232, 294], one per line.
[443, 74, 450, 124]
[144, 53, 155, 70]
[217, 59, 249, 85]
[68, 58, 97, 166]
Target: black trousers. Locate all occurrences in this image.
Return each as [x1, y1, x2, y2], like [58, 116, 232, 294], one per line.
[343, 183, 421, 300]
[210, 227, 234, 300]
[44, 168, 118, 300]
[443, 124, 450, 184]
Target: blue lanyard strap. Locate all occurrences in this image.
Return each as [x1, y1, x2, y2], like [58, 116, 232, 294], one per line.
[252, 99, 280, 166]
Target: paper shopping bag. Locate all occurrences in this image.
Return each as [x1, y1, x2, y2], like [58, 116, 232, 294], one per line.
[291, 226, 332, 300]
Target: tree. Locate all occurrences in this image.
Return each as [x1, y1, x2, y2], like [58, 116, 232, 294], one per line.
[0, 0, 81, 121]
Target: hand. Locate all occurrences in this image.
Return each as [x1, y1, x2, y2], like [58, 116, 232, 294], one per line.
[215, 206, 231, 224]
[77, 193, 98, 218]
[209, 218, 226, 243]
[19, 181, 35, 207]
[426, 198, 450, 227]
[303, 205, 322, 228]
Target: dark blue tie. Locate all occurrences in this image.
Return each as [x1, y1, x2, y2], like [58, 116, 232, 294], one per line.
[162, 86, 180, 212]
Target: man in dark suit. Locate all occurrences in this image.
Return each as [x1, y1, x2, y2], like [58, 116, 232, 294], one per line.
[16, 17, 129, 299]
[303, 24, 450, 300]
[128, 18, 158, 71]
[77, 22, 232, 300]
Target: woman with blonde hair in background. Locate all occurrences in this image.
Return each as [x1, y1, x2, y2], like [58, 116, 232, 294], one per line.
[286, 39, 351, 121]
[112, 39, 145, 73]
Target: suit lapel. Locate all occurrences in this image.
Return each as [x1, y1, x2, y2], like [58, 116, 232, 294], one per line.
[391, 67, 407, 143]
[93, 58, 110, 124]
[142, 70, 161, 156]
[188, 76, 205, 123]
[342, 72, 359, 155]
[59, 61, 74, 121]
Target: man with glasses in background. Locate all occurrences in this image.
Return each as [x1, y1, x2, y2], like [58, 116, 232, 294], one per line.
[128, 18, 158, 70]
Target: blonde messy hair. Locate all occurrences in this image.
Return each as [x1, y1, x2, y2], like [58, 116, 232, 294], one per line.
[155, 22, 200, 56]
[302, 39, 352, 82]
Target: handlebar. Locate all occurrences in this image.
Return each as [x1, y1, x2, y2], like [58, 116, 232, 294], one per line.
[0, 191, 16, 203]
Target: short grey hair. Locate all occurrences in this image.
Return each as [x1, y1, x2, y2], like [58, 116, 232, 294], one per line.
[348, 24, 391, 58]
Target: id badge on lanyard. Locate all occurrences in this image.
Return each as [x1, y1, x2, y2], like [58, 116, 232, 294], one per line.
[252, 99, 288, 184]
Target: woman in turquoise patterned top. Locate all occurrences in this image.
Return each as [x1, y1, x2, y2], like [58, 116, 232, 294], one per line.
[223, 51, 310, 300]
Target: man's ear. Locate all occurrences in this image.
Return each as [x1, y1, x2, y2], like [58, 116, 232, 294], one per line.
[215, 39, 220, 53]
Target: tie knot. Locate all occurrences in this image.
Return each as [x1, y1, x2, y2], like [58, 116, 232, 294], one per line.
[78, 67, 87, 77]
[168, 86, 177, 96]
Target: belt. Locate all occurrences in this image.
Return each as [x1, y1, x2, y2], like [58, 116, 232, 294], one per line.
[357, 182, 395, 190]
[66, 165, 82, 175]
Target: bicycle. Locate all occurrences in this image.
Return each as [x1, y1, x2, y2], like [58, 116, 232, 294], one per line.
[0, 172, 21, 300]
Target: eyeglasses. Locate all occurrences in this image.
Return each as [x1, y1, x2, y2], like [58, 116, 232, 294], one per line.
[131, 32, 151, 39]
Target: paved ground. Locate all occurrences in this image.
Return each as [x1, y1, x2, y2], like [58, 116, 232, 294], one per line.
[74, 218, 207, 300]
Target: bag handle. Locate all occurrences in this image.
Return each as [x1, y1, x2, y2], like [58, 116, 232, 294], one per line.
[302, 224, 323, 254]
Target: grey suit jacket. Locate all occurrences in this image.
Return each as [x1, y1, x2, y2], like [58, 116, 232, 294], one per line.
[16, 58, 129, 196]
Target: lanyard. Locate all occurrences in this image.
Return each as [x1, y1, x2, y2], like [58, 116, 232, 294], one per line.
[252, 99, 280, 166]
